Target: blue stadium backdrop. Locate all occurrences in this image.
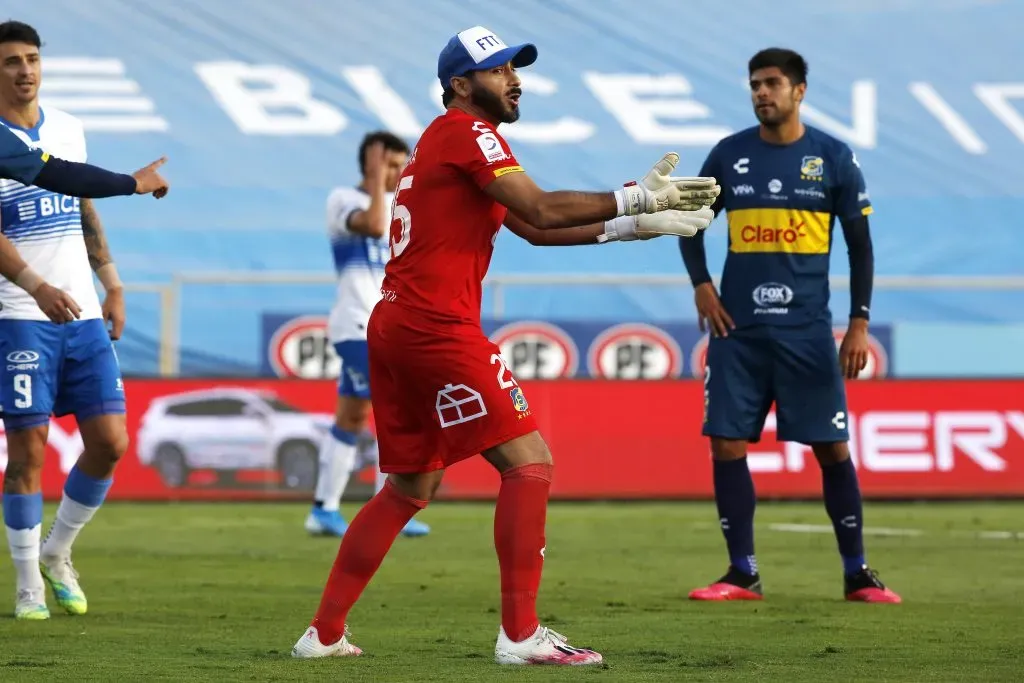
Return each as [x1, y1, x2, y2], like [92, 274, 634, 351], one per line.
[8, 0, 1024, 377]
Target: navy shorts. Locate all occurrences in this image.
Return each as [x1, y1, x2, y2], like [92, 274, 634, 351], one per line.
[0, 318, 125, 431]
[334, 340, 370, 399]
[702, 326, 849, 444]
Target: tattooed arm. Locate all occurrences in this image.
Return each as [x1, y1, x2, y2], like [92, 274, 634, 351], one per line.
[81, 199, 125, 339]
[81, 199, 113, 270]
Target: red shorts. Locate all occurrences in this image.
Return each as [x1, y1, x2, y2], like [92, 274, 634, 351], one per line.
[367, 302, 538, 474]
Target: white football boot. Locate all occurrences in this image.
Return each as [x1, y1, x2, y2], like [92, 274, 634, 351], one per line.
[40, 554, 88, 615]
[14, 587, 49, 620]
[291, 625, 363, 658]
[494, 625, 603, 665]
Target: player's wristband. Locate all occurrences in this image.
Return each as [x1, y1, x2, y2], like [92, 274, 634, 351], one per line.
[96, 263, 124, 291]
[14, 266, 45, 294]
[613, 182, 647, 217]
[597, 216, 638, 243]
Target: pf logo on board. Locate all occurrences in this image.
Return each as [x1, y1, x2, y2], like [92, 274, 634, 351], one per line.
[268, 316, 340, 379]
[690, 334, 710, 379]
[490, 321, 578, 379]
[833, 328, 889, 379]
[587, 324, 683, 380]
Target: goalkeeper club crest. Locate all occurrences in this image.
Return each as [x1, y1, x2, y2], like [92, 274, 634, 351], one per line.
[510, 386, 529, 413]
[268, 316, 340, 379]
[490, 322, 578, 379]
[587, 323, 683, 380]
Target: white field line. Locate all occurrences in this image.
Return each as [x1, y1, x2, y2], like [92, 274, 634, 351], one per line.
[769, 523, 923, 537]
[768, 523, 1024, 541]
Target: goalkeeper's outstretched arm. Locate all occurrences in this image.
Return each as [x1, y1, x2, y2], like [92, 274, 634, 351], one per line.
[486, 153, 719, 230]
[505, 208, 713, 246]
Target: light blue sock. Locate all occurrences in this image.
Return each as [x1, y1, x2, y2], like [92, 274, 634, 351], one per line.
[41, 465, 113, 558]
[63, 465, 114, 507]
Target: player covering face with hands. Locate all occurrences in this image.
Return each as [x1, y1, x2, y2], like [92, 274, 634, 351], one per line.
[305, 130, 430, 539]
[291, 25, 719, 666]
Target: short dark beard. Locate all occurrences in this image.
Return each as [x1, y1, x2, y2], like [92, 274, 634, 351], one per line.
[755, 111, 780, 127]
[470, 85, 519, 124]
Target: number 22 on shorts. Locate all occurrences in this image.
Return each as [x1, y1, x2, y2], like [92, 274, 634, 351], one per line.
[490, 353, 518, 390]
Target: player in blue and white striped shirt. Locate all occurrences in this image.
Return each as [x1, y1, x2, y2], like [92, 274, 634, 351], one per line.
[0, 21, 165, 621]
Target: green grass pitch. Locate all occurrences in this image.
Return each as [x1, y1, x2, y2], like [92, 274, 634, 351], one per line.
[2, 501, 1023, 681]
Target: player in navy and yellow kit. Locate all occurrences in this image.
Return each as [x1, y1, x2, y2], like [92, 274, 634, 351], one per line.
[679, 48, 900, 603]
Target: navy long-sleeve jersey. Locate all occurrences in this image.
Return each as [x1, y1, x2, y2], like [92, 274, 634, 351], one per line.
[681, 125, 873, 330]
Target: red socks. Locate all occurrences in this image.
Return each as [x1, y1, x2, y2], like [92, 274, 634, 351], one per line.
[494, 462, 554, 643]
[311, 462, 553, 647]
[311, 480, 427, 645]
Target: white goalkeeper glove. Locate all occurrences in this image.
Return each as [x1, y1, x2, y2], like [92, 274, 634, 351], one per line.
[598, 207, 714, 243]
[614, 152, 721, 215]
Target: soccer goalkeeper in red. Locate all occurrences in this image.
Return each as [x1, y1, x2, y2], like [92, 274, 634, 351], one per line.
[290, 25, 721, 666]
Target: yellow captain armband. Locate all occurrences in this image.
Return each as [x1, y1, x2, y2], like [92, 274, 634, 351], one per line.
[493, 165, 524, 178]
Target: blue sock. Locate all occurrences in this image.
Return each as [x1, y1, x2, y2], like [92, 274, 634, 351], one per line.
[713, 458, 758, 576]
[2, 492, 43, 530]
[821, 458, 866, 576]
[3, 492, 44, 588]
[40, 466, 114, 558]
[64, 465, 113, 508]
